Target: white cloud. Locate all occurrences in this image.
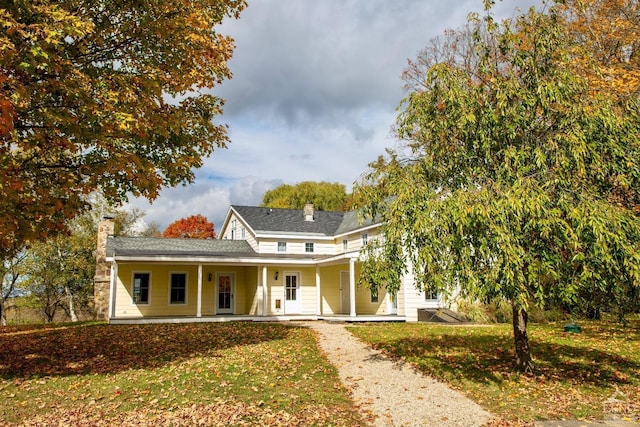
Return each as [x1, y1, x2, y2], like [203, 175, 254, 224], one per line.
[128, 0, 541, 233]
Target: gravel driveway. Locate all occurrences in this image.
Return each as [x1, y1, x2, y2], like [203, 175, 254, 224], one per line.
[305, 321, 492, 427]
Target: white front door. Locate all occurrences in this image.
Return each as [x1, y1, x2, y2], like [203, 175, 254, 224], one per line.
[216, 273, 234, 314]
[284, 272, 300, 314]
[340, 271, 350, 315]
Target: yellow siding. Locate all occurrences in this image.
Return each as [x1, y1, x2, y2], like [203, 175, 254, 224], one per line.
[113, 263, 257, 318]
[335, 228, 378, 254]
[115, 263, 200, 318]
[300, 268, 317, 314]
[352, 261, 386, 315]
[221, 212, 258, 251]
[318, 265, 343, 314]
[245, 267, 259, 315]
[258, 238, 335, 255]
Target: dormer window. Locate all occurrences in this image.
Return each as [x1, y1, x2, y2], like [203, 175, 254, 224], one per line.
[278, 241, 287, 252]
[305, 242, 314, 253]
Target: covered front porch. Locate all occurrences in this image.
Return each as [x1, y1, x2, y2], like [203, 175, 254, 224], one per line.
[107, 253, 404, 322]
[109, 313, 407, 325]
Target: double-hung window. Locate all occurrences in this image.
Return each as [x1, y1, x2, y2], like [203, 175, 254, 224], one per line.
[425, 289, 438, 301]
[132, 273, 150, 304]
[370, 287, 379, 303]
[170, 273, 187, 304]
[361, 232, 368, 246]
[278, 241, 287, 252]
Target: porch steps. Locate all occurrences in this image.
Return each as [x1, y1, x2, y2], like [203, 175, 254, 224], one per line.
[417, 308, 468, 324]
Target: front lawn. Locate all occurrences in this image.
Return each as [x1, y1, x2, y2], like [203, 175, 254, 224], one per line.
[0, 322, 368, 426]
[348, 319, 639, 424]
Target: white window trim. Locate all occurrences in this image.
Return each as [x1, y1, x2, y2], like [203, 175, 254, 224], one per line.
[131, 271, 151, 306]
[277, 241, 287, 252]
[305, 242, 314, 253]
[361, 232, 368, 246]
[168, 271, 188, 305]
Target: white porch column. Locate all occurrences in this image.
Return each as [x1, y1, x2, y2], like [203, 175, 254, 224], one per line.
[262, 266, 268, 316]
[255, 266, 261, 316]
[196, 264, 203, 318]
[349, 258, 356, 317]
[108, 261, 118, 320]
[316, 266, 321, 315]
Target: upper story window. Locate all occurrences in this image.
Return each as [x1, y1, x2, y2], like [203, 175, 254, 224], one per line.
[278, 241, 287, 252]
[241, 227, 246, 239]
[342, 239, 348, 251]
[305, 242, 314, 253]
[230, 219, 237, 240]
[170, 273, 187, 304]
[361, 232, 368, 246]
[132, 272, 150, 304]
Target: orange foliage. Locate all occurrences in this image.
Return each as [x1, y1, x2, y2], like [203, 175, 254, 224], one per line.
[559, 0, 640, 102]
[163, 214, 216, 239]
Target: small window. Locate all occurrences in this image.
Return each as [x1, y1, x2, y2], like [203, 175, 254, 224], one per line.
[361, 232, 368, 246]
[278, 241, 287, 252]
[170, 273, 187, 304]
[370, 287, 379, 303]
[305, 242, 314, 253]
[231, 219, 237, 240]
[425, 289, 438, 301]
[342, 239, 348, 251]
[132, 273, 150, 304]
[241, 227, 245, 239]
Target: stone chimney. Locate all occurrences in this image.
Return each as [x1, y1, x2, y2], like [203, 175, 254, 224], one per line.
[303, 203, 314, 221]
[94, 216, 114, 320]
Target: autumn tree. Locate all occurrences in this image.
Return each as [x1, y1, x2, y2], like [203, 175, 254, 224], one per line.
[261, 181, 352, 211]
[0, 0, 246, 261]
[21, 198, 150, 322]
[163, 215, 216, 239]
[0, 252, 26, 325]
[354, 5, 640, 372]
[559, 0, 640, 105]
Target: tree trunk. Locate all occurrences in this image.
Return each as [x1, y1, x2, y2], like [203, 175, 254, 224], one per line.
[65, 286, 78, 322]
[512, 303, 534, 373]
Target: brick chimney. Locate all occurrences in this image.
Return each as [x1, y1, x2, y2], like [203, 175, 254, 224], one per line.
[94, 216, 114, 320]
[303, 203, 314, 221]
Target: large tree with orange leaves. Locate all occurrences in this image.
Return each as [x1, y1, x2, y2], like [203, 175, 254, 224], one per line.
[0, 0, 245, 260]
[163, 215, 216, 239]
[559, 0, 640, 104]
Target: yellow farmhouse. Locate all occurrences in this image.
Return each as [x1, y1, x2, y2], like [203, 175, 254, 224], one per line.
[94, 204, 446, 323]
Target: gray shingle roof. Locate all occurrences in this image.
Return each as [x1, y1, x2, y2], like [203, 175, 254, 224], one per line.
[107, 237, 256, 257]
[334, 210, 377, 235]
[232, 206, 346, 236]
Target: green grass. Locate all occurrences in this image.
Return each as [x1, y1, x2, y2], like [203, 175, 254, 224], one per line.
[0, 322, 367, 426]
[348, 319, 640, 424]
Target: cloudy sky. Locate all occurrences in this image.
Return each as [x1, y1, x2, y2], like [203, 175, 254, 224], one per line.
[128, 0, 539, 233]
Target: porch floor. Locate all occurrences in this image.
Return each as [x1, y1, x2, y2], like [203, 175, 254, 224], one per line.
[109, 314, 406, 325]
